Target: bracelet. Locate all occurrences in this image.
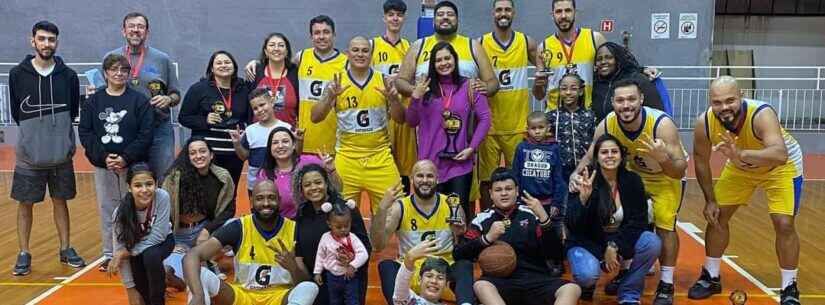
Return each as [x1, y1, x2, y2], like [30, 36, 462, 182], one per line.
[480, 234, 490, 246]
[539, 217, 553, 228]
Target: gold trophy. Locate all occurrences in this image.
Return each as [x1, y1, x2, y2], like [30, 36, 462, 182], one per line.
[445, 194, 463, 224]
[438, 114, 463, 158]
[729, 290, 747, 305]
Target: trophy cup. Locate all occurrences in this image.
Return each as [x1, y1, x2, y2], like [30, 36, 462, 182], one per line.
[147, 79, 170, 123]
[212, 101, 232, 121]
[445, 194, 463, 224]
[438, 114, 462, 158]
[729, 290, 747, 305]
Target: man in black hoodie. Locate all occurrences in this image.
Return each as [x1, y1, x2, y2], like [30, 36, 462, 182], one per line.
[9, 21, 86, 276]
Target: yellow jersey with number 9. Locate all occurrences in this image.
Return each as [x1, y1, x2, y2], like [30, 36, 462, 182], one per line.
[481, 31, 531, 135]
[542, 27, 596, 110]
[234, 215, 296, 291]
[605, 107, 679, 180]
[705, 99, 803, 176]
[334, 69, 392, 158]
[415, 34, 478, 80]
[298, 48, 348, 154]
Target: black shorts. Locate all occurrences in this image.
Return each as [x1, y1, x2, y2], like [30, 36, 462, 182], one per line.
[481, 271, 572, 305]
[10, 163, 77, 203]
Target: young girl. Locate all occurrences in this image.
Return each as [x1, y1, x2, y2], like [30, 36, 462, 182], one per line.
[110, 163, 174, 305]
[313, 200, 370, 305]
[392, 239, 451, 305]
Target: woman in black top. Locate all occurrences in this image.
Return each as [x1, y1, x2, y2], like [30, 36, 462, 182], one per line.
[79, 53, 154, 271]
[252, 32, 299, 126]
[292, 164, 371, 305]
[179, 50, 252, 189]
[567, 134, 661, 304]
[592, 42, 665, 122]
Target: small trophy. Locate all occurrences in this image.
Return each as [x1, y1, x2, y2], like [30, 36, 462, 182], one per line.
[212, 101, 232, 121]
[438, 114, 462, 158]
[502, 218, 511, 229]
[729, 290, 747, 305]
[147, 79, 170, 122]
[540, 49, 556, 75]
[271, 86, 286, 112]
[445, 194, 463, 224]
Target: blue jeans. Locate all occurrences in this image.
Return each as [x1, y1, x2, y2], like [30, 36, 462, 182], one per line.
[324, 271, 360, 305]
[568, 231, 661, 303]
[148, 122, 175, 183]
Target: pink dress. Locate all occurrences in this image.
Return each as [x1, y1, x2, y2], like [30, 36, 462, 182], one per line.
[256, 154, 322, 219]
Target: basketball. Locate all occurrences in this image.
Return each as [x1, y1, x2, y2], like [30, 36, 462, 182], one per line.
[478, 241, 517, 277]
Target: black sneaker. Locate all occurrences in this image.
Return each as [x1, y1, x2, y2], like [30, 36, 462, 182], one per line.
[780, 281, 801, 305]
[12, 252, 31, 276]
[59, 247, 86, 268]
[98, 258, 111, 272]
[580, 286, 595, 301]
[653, 281, 675, 305]
[605, 269, 628, 296]
[688, 267, 722, 299]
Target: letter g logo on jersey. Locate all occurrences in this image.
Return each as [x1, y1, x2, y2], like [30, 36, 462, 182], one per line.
[498, 70, 512, 86]
[310, 81, 323, 97]
[357, 110, 370, 127]
[254, 265, 272, 286]
[388, 64, 400, 75]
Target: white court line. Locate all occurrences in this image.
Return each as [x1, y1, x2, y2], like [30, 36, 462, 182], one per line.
[25, 257, 104, 305]
[676, 221, 779, 302]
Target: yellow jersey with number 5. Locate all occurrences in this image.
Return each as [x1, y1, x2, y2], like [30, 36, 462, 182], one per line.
[297, 48, 348, 154]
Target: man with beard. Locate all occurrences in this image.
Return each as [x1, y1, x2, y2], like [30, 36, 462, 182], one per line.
[370, 160, 475, 305]
[372, 0, 417, 194]
[533, 0, 606, 110]
[476, 0, 540, 218]
[183, 180, 319, 305]
[395, 0, 498, 98]
[689, 76, 803, 305]
[570, 79, 687, 305]
[101, 12, 180, 182]
[9, 20, 86, 276]
[311, 36, 405, 213]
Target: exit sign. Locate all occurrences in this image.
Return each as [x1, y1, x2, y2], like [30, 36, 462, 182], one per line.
[601, 19, 615, 32]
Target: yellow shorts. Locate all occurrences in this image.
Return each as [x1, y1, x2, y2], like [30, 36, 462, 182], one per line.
[478, 134, 523, 182]
[403, 258, 456, 302]
[389, 119, 417, 177]
[335, 149, 401, 214]
[714, 164, 803, 216]
[229, 284, 289, 305]
[641, 176, 684, 231]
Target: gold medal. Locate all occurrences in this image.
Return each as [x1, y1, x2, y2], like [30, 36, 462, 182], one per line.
[442, 110, 452, 120]
[131, 78, 140, 86]
[503, 219, 511, 228]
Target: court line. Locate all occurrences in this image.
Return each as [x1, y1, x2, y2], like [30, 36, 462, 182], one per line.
[0, 282, 120, 286]
[24, 256, 104, 305]
[677, 222, 779, 302]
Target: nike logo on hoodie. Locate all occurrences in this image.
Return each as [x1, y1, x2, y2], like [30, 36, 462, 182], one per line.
[19, 95, 67, 114]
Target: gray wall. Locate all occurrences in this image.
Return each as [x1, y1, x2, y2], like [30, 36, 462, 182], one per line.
[0, 0, 715, 89]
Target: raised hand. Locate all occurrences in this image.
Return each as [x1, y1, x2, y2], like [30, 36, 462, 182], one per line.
[521, 191, 549, 222]
[638, 134, 669, 163]
[378, 181, 405, 212]
[575, 166, 598, 204]
[229, 125, 244, 143]
[269, 239, 299, 273]
[411, 76, 431, 100]
[326, 73, 350, 100]
[319, 147, 335, 172]
[713, 131, 748, 166]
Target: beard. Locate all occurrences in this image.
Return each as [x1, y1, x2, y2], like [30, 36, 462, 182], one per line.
[554, 16, 575, 32]
[495, 17, 512, 30]
[718, 109, 741, 130]
[435, 24, 458, 36]
[617, 107, 641, 124]
[252, 206, 279, 222]
[413, 185, 436, 199]
[36, 48, 54, 60]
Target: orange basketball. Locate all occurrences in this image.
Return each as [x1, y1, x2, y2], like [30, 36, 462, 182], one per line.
[478, 241, 517, 277]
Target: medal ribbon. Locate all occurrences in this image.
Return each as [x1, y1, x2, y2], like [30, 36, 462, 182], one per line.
[138, 200, 155, 238]
[560, 29, 579, 66]
[217, 81, 233, 113]
[125, 45, 146, 82]
[440, 85, 455, 114]
[333, 234, 354, 254]
[265, 65, 287, 96]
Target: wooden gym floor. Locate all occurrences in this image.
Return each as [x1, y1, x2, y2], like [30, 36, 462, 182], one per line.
[0, 145, 823, 305]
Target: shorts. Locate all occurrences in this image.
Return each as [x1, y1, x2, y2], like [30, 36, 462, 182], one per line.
[389, 119, 417, 177]
[478, 134, 523, 182]
[10, 163, 77, 203]
[480, 271, 572, 305]
[335, 149, 401, 213]
[641, 176, 684, 231]
[714, 164, 803, 216]
[229, 284, 290, 305]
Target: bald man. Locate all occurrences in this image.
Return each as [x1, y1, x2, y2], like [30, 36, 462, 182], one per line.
[184, 180, 318, 305]
[689, 76, 803, 305]
[311, 36, 405, 213]
[370, 160, 475, 305]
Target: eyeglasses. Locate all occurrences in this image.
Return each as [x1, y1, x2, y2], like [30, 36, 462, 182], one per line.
[107, 67, 131, 74]
[125, 24, 147, 30]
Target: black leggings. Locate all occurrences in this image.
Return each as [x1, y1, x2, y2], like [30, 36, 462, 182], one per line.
[131, 234, 174, 305]
[437, 171, 474, 220]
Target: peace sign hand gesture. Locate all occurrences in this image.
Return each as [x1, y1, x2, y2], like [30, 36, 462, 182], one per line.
[638, 134, 669, 163]
[521, 191, 550, 224]
[326, 73, 350, 100]
[712, 131, 747, 166]
[229, 125, 244, 144]
[268, 238, 300, 274]
[574, 166, 598, 204]
[411, 76, 431, 100]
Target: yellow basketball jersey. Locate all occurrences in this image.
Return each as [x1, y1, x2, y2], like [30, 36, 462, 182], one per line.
[334, 69, 392, 158]
[481, 31, 530, 135]
[372, 36, 417, 176]
[705, 99, 803, 176]
[298, 48, 348, 154]
[605, 107, 682, 181]
[542, 28, 596, 110]
[396, 194, 454, 263]
[415, 34, 479, 79]
[234, 215, 296, 291]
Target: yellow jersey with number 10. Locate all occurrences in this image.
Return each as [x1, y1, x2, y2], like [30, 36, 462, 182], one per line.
[335, 69, 392, 158]
[298, 48, 348, 154]
[705, 99, 803, 176]
[480, 31, 531, 135]
[233, 215, 296, 291]
[542, 27, 596, 110]
[415, 34, 478, 79]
